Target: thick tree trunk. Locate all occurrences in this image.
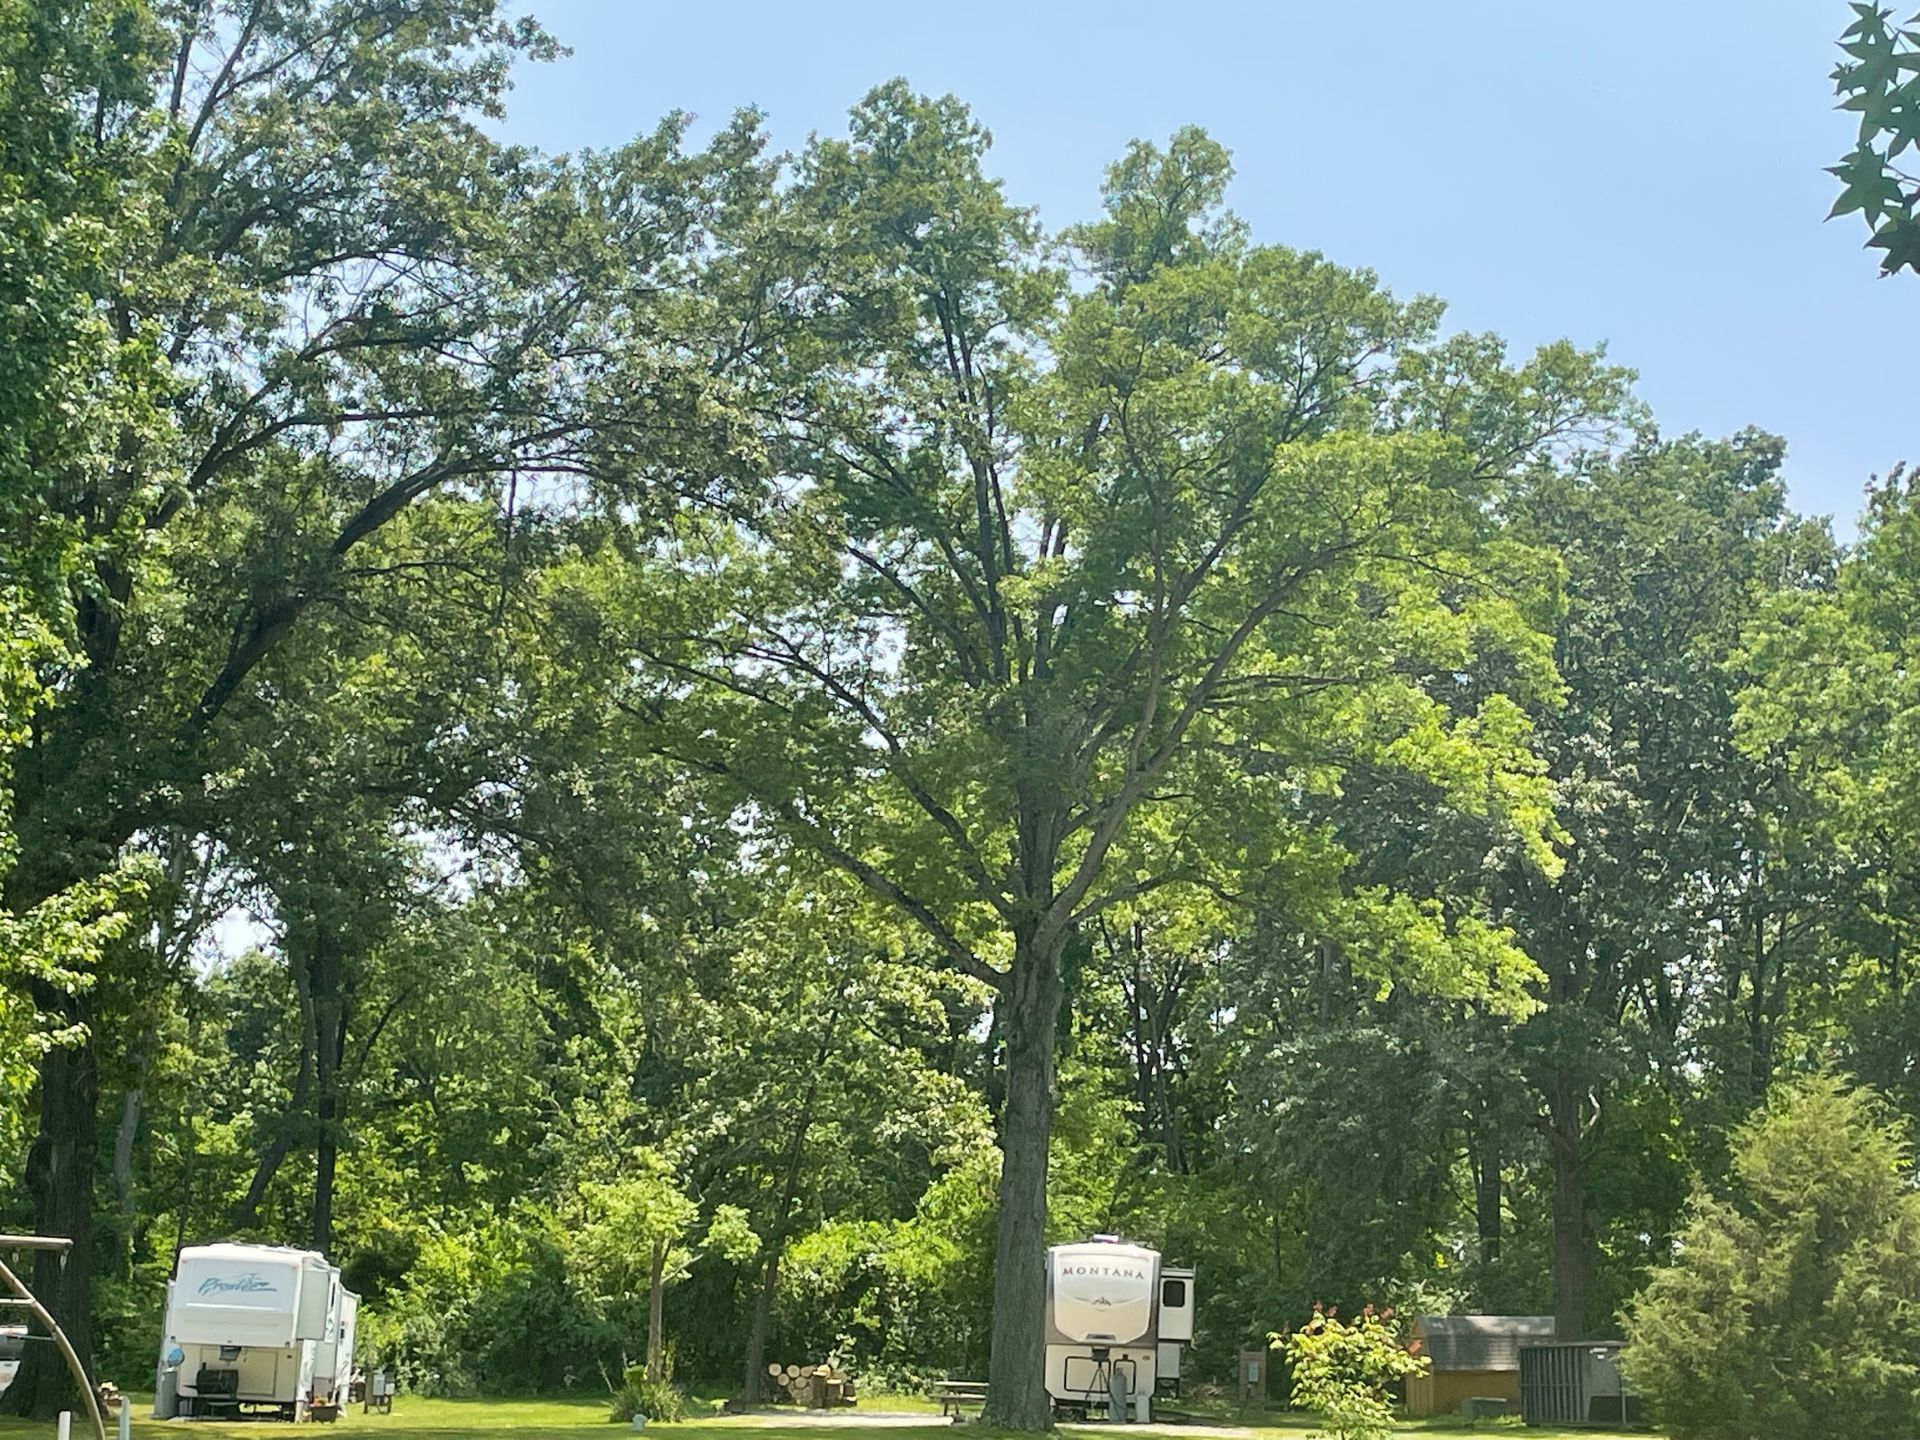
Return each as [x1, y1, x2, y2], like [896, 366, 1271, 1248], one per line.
[645, 1240, 668, 1383]
[1547, 1083, 1594, 1339]
[983, 939, 1062, 1431]
[0, 998, 100, 1419]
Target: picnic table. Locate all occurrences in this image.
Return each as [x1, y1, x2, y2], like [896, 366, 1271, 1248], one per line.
[930, 1380, 989, 1419]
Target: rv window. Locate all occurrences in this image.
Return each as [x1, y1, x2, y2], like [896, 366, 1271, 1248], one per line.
[1161, 1279, 1187, 1309]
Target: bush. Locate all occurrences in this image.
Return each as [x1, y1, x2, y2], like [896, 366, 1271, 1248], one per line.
[1272, 1305, 1427, 1440]
[1620, 1074, 1920, 1440]
[360, 1214, 596, 1393]
[608, 1365, 687, 1424]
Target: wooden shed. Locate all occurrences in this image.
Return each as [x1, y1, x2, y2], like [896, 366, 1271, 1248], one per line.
[1404, 1315, 1555, 1417]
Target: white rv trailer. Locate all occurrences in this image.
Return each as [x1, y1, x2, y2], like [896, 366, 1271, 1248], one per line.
[311, 1287, 358, 1413]
[152, 1243, 359, 1422]
[1044, 1237, 1195, 1420]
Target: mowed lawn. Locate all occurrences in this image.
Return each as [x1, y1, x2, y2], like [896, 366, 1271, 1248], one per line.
[0, 1396, 1650, 1440]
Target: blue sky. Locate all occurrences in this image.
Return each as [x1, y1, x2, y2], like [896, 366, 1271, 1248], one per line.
[499, 0, 1915, 530]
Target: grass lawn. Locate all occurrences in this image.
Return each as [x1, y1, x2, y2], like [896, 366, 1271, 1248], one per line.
[0, 1395, 1650, 1440]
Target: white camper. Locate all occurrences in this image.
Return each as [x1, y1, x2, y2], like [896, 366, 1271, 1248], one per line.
[152, 1243, 359, 1422]
[311, 1287, 358, 1414]
[1044, 1237, 1195, 1420]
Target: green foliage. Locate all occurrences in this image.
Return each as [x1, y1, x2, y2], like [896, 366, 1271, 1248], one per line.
[608, 1363, 689, 1424]
[358, 1215, 593, 1395]
[1273, 1306, 1428, 1440]
[0, 0, 162, 1090]
[571, 1158, 702, 1304]
[617, 93, 1627, 1421]
[1736, 465, 1920, 1117]
[1830, 4, 1920, 273]
[773, 1147, 1001, 1384]
[1620, 1074, 1920, 1439]
[6, 4, 1919, 1425]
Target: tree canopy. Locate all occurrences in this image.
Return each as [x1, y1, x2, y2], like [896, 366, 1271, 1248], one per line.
[2, 3, 1916, 1434]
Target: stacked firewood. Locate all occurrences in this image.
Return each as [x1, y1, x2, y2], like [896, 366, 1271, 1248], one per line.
[764, 1362, 857, 1407]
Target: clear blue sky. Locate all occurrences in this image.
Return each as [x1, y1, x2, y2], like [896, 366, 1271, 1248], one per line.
[499, 0, 1915, 530]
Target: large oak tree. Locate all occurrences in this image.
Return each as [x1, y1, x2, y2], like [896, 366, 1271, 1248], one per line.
[620, 88, 1631, 1427]
[1, 0, 756, 1410]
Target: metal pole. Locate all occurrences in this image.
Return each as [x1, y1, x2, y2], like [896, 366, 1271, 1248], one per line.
[0, 1248, 108, 1440]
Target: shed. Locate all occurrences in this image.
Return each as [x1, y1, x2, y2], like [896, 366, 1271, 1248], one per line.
[1405, 1315, 1556, 1417]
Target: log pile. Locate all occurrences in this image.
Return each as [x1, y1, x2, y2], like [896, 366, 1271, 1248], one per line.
[764, 1362, 856, 1408]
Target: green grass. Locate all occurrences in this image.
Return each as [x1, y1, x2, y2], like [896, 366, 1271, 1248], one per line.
[0, 1394, 1648, 1440]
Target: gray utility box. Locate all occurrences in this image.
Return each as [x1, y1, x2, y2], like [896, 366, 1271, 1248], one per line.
[1518, 1342, 1647, 1428]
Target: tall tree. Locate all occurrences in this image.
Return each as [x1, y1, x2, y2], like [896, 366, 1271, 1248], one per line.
[0, 0, 165, 1412]
[1739, 464, 1920, 1117]
[1496, 431, 1832, 1336]
[623, 91, 1629, 1425]
[3, 0, 759, 1407]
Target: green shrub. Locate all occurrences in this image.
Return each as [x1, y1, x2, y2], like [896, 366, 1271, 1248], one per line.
[608, 1364, 687, 1424]
[1272, 1305, 1427, 1440]
[359, 1214, 596, 1393]
[1620, 1074, 1920, 1440]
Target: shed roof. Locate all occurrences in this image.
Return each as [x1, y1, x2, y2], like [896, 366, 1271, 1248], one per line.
[1414, 1315, 1555, 1372]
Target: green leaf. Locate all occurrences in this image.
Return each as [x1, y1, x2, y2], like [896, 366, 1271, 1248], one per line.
[1828, 145, 1906, 223]
[1867, 215, 1920, 272]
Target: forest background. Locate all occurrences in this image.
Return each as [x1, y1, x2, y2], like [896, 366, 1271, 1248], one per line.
[3, 0, 1919, 1427]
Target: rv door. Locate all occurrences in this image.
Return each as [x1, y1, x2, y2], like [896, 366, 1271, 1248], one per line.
[1157, 1269, 1195, 1343]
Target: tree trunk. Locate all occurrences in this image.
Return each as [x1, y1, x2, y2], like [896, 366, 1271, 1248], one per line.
[1154, 1062, 1184, 1175]
[0, 995, 100, 1419]
[1547, 1083, 1594, 1340]
[113, 1085, 144, 1277]
[174, 1104, 197, 1262]
[645, 1240, 667, 1383]
[1470, 1120, 1502, 1268]
[231, 959, 316, 1232]
[311, 930, 347, 1255]
[982, 938, 1062, 1431]
[739, 1233, 786, 1407]
[738, 999, 843, 1407]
